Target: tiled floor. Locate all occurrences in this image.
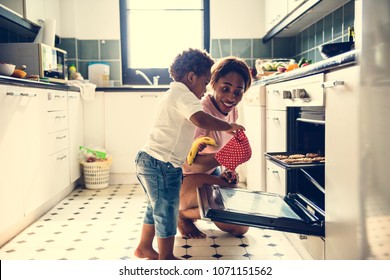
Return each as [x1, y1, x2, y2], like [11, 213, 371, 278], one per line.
[0, 184, 305, 260]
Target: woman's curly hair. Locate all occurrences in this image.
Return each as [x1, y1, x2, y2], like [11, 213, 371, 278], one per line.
[169, 48, 215, 81]
[210, 56, 252, 92]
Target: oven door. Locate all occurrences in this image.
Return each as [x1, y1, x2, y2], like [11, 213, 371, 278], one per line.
[197, 184, 324, 237]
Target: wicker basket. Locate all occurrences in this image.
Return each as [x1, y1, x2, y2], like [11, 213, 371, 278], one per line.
[81, 157, 112, 189]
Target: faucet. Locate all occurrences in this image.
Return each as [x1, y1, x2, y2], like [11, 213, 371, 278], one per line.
[135, 70, 153, 85]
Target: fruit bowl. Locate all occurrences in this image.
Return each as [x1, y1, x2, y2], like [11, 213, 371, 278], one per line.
[0, 63, 16, 76]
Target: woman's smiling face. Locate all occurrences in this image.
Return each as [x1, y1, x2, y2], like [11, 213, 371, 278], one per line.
[212, 71, 245, 115]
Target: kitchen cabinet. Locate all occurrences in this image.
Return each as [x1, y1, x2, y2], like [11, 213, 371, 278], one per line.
[287, 0, 305, 13]
[24, 89, 69, 215]
[68, 91, 84, 183]
[265, 83, 287, 194]
[264, 0, 288, 33]
[0, 85, 27, 236]
[105, 91, 163, 174]
[24, 0, 61, 35]
[324, 65, 361, 259]
[0, 84, 80, 247]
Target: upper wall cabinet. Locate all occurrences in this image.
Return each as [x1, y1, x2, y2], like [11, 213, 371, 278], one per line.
[263, 0, 352, 42]
[264, 0, 288, 34]
[24, 0, 61, 35]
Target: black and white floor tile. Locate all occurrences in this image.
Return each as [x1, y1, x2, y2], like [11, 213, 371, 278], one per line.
[0, 184, 305, 260]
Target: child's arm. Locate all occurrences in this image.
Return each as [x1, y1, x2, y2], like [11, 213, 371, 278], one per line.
[190, 111, 245, 134]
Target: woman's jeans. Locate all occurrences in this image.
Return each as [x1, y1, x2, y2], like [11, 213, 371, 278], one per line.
[135, 151, 183, 238]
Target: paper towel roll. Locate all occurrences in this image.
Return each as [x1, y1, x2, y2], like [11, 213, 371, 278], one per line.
[42, 19, 56, 47]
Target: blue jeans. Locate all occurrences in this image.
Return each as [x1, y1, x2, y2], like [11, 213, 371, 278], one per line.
[135, 151, 183, 238]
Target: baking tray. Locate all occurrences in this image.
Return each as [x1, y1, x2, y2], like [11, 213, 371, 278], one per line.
[265, 152, 325, 169]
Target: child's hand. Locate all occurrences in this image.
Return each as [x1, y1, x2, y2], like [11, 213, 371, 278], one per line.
[226, 123, 245, 135]
[220, 169, 239, 184]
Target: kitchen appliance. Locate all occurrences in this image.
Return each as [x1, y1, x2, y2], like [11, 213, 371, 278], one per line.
[0, 43, 67, 83]
[197, 73, 326, 259]
[88, 63, 110, 87]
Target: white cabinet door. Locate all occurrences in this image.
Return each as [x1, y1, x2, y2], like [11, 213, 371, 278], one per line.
[264, 0, 288, 33]
[265, 160, 286, 195]
[24, 0, 61, 35]
[20, 87, 48, 215]
[325, 65, 361, 259]
[266, 109, 287, 152]
[68, 91, 84, 183]
[105, 92, 162, 173]
[0, 85, 25, 234]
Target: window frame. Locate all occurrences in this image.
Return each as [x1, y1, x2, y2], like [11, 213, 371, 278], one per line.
[119, 0, 210, 85]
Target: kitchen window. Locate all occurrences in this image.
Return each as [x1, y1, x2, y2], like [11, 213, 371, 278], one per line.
[120, 0, 210, 85]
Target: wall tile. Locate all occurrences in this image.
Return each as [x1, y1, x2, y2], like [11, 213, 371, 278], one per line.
[78, 40, 99, 60]
[232, 39, 251, 58]
[100, 40, 120, 60]
[253, 38, 272, 58]
[324, 14, 333, 43]
[333, 7, 343, 39]
[59, 38, 77, 59]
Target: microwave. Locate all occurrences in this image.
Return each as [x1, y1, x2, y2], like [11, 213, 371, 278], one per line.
[0, 43, 67, 83]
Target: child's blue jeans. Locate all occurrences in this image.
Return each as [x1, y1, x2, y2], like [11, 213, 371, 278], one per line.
[135, 151, 183, 238]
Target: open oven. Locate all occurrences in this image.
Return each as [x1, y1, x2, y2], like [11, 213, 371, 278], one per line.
[197, 74, 326, 241]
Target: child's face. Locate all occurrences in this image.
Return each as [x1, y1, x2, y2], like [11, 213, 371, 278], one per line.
[188, 71, 212, 100]
[212, 71, 245, 114]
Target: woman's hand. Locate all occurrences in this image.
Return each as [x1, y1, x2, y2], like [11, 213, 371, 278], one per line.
[226, 123, 245, 135]
[220, 169, 239, 184]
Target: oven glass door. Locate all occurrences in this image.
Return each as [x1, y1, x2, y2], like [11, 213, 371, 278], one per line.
[197, 184, 324, 237]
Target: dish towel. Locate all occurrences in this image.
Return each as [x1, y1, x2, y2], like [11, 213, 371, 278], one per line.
[215, 130, 252, 171]
[67, 80, 97, 101]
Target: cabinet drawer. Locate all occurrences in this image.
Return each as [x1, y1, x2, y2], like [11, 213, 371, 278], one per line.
[47, 90, 67, 111]
[266, 160, 286, 196]
[47, 111, 68, 133]
[266, 85, 286, 110]
[266, 110, 287, 152]
[48, 130, 68, 155]
[48, 150, 70, 193]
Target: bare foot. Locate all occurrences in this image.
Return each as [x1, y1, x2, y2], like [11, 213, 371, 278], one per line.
[178, 218, 206, 239]
[134, 246, 159, 260]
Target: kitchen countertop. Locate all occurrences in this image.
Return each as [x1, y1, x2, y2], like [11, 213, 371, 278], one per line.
[0, 50, 358, 91]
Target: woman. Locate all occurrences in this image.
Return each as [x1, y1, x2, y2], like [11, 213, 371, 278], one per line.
[179, 56, 252, 239]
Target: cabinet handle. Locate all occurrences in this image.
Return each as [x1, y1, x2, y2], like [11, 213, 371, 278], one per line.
[321, 80, 344, 88]
[272, 170, 279, 174]
[299, 235, 308, 240]
[57, 155, 67, 160]
[272, 117, 279, 121]
[141, 94, 158, 98]
[54, 94, 65, 98]
[21, 93, 37, 97]
[68, 95, 78, 99]
[272, 90, 280, 95]
[56, 135, 67, 140]
[55, 115, 66, 119]
[6, 92, 21, 96]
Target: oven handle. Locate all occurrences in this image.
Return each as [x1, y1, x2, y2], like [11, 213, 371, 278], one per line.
[321, 80, 344, 88]
[300, 169, 325, 194]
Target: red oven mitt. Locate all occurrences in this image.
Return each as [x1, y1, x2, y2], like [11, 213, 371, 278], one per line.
[214, 130, 252, 171]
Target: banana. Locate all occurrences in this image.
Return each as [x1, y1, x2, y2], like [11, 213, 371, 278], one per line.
[186, 136, 217, 165]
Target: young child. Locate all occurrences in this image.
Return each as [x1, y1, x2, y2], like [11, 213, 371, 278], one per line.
[134, 48, 245, 260]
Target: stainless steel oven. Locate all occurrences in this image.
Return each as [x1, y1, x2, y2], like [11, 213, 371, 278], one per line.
[197, 74, 327, 257]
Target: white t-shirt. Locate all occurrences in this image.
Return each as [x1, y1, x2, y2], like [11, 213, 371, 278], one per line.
[142, 82, 203, 167]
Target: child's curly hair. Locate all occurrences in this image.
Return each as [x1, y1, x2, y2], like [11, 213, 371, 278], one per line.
[169, 48, 215, 81]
